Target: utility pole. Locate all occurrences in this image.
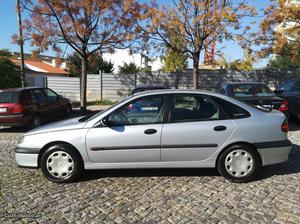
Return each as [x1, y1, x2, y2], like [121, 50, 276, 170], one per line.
[16, 0, 25, 87]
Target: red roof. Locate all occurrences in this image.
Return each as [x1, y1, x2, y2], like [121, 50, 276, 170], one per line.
[11, 59, 68, 75]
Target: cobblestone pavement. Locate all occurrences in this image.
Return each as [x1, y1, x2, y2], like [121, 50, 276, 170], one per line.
[0, 122, 300, 224]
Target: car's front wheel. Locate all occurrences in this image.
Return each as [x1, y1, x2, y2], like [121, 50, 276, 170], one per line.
[217, 144, 261, 183]
[40, 144, 83, 183]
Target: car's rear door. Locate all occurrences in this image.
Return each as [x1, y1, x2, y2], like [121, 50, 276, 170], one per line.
[86, 94, 167, 163]
[30, 89, 52, 119]
[161, 93, 235, 162]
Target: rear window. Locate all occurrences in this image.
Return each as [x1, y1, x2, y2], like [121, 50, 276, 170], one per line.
[0, 92, 19, 103]
[212, 96, 250, 119]
[232, 84, 253, 97]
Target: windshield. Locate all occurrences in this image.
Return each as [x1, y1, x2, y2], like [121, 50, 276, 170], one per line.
[0, 92, 19, 103]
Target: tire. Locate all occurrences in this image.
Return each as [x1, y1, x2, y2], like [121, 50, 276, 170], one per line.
[217, 144, 262, 183]
[40, 144, 83, 183]
[65, 104, 72, 117]
[31, 114, 41, 128]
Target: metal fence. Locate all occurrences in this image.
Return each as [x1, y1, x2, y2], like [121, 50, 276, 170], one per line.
[46, 69, 300, 102]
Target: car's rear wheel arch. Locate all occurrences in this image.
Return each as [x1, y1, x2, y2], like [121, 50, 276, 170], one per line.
[38, 141, 83, 168]
[216, 142, 262, 168]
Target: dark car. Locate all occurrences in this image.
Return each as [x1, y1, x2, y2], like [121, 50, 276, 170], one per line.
[217, 82, 288, 116]
[274, 78, 300, 120]
[0, 87, 72, 127]
[131, 84, 167, 95]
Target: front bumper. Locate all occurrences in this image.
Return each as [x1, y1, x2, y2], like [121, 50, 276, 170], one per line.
[15, 147, 40, 168]
[255, 140, 292, 166]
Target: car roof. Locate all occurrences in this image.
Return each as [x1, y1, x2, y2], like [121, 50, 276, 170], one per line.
[133, 84, 166, 89]
[132, 89, 215, 97]
[221, 82, 266, 86]
[0, 87, 44, 93]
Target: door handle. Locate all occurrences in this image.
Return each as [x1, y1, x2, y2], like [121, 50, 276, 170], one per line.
[214, 126, 227, 131]
[144, 129, 157, 135]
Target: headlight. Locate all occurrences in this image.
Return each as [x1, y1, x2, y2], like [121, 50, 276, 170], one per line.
[18, 136, 24, 144]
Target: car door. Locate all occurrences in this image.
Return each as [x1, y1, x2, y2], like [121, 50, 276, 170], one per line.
[161, 94, 235, 162]
[86, 94, 167, 163]
[43, 88, 62, 115]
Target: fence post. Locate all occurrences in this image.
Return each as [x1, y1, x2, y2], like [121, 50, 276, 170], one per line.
[100, 70, 103, 101]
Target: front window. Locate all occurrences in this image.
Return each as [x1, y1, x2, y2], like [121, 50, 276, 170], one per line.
[170, 95, 219, 122]
[43, 89, 59, 102]
[107, 95, 164, 125]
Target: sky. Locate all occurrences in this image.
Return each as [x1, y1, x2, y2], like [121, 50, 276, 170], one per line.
[0, 0, 271, 68]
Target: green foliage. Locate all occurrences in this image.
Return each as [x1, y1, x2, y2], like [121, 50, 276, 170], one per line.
[0, 57, 22, 89]
[225, 50, 254, 71]
[269, 44, 300, 69]
[66, 52, 114, 76]
[118, 63, 140, 74]
[0, 49, 12, 57]
[162, 48, 188, 72]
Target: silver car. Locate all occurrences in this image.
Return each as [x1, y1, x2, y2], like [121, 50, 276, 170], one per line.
[15, 90, 292, 183]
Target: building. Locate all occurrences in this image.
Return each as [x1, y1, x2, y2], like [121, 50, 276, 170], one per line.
[102, 49, 152, 73]
[11, 58, 68, 87]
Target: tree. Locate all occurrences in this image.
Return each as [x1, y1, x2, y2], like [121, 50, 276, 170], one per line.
[0, 57, 22, 89]
[269, 43, 300, 68]
[228, 49, 254, 70]
[142, 0, 256, 89]
[118, 63, 140, 74]
[17, 0, 141, 110]
[253, 0, 300, 61]
[66, 52, 113, 76]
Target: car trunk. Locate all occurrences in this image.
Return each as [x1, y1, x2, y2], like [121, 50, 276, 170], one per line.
[236, 96, 283, 110]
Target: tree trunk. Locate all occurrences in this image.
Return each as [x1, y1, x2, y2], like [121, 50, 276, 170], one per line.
[80, 56, 87, 111]
[192, 54, 200, 89]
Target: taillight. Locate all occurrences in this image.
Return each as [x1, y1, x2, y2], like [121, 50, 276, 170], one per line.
[13, 104, 24, 114]
[279, 100, 288, 112]
[281, 119, 289, 132]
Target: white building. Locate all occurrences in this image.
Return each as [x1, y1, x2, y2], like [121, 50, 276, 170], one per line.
[102, 49, 152, 73]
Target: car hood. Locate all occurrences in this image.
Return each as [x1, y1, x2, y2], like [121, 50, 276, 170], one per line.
[25, 117, 86, 136]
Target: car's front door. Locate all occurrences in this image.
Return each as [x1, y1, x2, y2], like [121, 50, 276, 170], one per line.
[161, 94, 235, 162]
[86, 94, 166, 163]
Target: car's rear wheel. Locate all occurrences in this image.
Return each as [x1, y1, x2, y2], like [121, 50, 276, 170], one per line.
[40, 144, 83, 183]
[31, 114, 41, 128]
[217, 144, 261, 183]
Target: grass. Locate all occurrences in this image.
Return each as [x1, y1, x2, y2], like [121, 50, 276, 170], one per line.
[72, 99, 116, 107]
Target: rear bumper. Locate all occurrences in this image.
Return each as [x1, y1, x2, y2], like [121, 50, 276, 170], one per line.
[14, 147, 40, 168]
[0, 114, 31, 126]
[255, 140, 292, 166]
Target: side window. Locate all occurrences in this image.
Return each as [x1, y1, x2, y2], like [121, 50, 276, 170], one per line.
[212, 96, 250, 119]
[31, 89, 49, 104]
[107, 95, 164, 125]
[44, 89, 59, 102]
[171, 95, 219, 122]
[291, 81, 300, 92]
[20, 91, 33, 105]
[279, 81, 293, 92]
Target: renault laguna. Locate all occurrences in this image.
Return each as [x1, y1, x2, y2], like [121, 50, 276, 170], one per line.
[15, 90, 292, 183]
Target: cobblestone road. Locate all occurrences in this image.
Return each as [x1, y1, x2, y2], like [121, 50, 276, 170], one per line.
[0, 122, 300, 224]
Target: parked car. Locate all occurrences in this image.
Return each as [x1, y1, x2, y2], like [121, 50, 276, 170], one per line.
[15, 89, 291, 183]
[131, 84, 167, 94]
[0, 87, 72, 127]
[274, 78, 300, 120]
[217, 82, 288, 117]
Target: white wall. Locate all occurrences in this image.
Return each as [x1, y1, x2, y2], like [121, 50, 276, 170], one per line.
[102, 49, 149, 73]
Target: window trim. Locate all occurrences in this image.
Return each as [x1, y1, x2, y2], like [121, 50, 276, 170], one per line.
[166, 93, 230, 124]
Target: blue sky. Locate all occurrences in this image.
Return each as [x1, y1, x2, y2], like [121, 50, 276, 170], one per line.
[0, 0, 271, 68]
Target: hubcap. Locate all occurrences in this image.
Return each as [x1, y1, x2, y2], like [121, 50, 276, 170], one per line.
[225, 149, 254, 177]
[46, 151, 74, 178]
